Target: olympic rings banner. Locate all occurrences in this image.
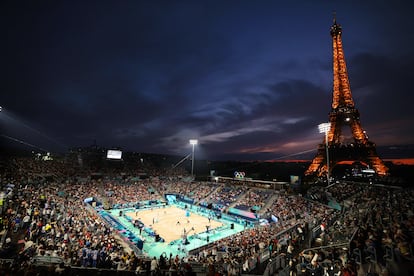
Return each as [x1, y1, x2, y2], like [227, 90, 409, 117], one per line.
[234, 171, 245, 179]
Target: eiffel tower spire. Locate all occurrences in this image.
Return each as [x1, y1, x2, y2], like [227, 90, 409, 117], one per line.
[305, 17, 389, 177]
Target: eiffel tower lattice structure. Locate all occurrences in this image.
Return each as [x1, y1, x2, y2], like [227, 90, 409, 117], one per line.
[305, 18, 389, 177]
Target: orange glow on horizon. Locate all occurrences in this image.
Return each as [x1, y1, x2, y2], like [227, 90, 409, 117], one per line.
[264, 158, 414, 165]
[384, 158, 414, 165]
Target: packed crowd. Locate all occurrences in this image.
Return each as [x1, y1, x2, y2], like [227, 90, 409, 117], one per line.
[0, 180, 135, 271]
[102, 179, 159, 207]
[264, 195, 337, 229]
[154, 179, 220, 205]
[1, 155, 413, 276]
[297, 182, 414, 275]
[233, 189, 274, 211]
[305, 181, 365, 205]
[205, 185, 250, 210]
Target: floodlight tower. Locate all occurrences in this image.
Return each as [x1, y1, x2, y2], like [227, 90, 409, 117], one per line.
[189, 139, 198, 179]
[318, 123, 331, 185]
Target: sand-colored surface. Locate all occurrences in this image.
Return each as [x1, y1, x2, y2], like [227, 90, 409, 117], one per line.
[126, 206, 223, 243]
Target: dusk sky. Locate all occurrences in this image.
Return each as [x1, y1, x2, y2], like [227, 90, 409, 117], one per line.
[1, 1, 414, 161]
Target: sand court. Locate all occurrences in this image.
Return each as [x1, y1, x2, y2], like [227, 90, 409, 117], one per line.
[126, 206, 224, 243]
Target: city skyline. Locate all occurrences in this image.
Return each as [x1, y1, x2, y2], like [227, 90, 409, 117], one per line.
[1, 1, 414, 161]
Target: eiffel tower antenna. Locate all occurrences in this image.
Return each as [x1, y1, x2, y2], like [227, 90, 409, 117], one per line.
[305, 17, 389, 178]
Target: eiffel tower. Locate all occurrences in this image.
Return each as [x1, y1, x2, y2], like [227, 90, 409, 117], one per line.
[305, 17, 389, 177]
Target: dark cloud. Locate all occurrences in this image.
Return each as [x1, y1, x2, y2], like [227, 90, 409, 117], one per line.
[1, 1, 413, 160]
[348, 53, 414, 145]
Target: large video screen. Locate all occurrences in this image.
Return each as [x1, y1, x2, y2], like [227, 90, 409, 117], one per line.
[106, 149, 122, 160]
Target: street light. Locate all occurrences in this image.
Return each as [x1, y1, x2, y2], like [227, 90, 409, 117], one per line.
[318, 123, 331, 186]
[189, 139, 198, 179]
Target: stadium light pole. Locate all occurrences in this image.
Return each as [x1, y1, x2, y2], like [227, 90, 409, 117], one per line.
[318, 123, 331, 186]
[189, 139, 198, 179]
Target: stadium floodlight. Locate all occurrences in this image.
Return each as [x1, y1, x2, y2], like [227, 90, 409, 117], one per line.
[318, 123, 331, 186]
[189, 139, 198, 179]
